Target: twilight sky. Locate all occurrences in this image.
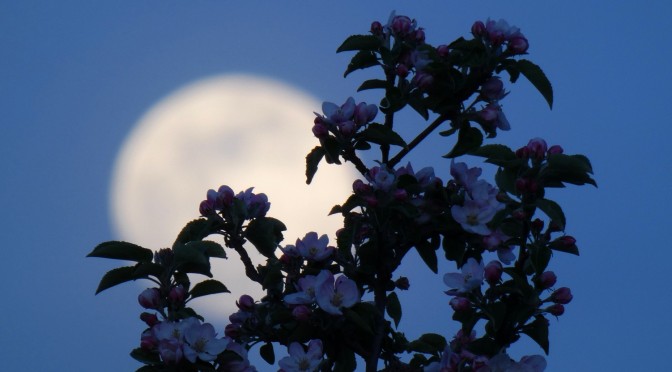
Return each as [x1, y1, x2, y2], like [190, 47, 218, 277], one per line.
[2, 1, 671, 371]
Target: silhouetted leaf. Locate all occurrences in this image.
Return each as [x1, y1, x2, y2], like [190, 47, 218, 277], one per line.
[443, 126, 483, 158]
[516, 59, 553, 109]
[337, 34, 381, 53]
[88, 241, 153, 263]
[306, 146, 325, 184]
[189, 279, 230, 300]
[387, 292, 402, 328]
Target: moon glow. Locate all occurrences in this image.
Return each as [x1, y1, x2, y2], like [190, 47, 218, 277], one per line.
[110, 75, 356, 320]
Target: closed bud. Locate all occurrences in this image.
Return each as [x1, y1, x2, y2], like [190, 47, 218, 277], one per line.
[507, 35, 529, 54]
[515, 178, 528, 193]
[140, 312, 160, 327]
[551, 287, 573, 304]
[138, 288, 162, 309]
[559, 235, 576, 246]
[225, 323, 241, 338]
[370, 21, 383, 35]
[168, 285, 186, 305]
[526, 137, 548, 160]
[538, 271, 557, 289]
[140, 329, 158, 350]
[484, 260, 503, 285]
[393, 188, 408, 201]
[236, 295, 255, 312]
[396, 64, 409, 78]
[471, 20, 486, 36]
[415, 28, 426, 43]
[546, 303, 565, 316]
[292, 305, 311, 321]
[395, 276, 410, 290]
[515, 146, 530, 159]
[531, 218, 544, 233]
[449, 297, 471, 312]
[512, 209, 527, 220]
[481, 77, 505, 101]
[437, 44, 449, 58]
[199, 200, 214, 216]
[547, 145, 564, 155]
[312, 122, 328, 138]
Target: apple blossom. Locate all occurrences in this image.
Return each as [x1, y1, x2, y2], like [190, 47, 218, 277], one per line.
[487, 353, 546, 372]
[284, 271, 329, 305]
[296, 232, 334, 261]
[551, 287, 573, 304]
[443, 258, 484, 294]
[138, 288, 161, 309]
[484, 260, 503, 285]
[182, 322, 229, 363]
[278, 339, 324, 372]
[315, 271, 360, 315]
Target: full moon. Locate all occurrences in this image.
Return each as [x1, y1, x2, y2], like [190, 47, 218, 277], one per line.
[110, 74, 356, 321]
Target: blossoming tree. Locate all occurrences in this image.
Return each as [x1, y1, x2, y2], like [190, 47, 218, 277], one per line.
[89, 12, 595, 372]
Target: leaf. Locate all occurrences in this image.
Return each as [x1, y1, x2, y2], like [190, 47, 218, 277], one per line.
[245, 217, 286, 258]
[185, 240, 226, 259]
[443, 126, 483, 158]
[344, 307, 374, 336]
[87, 241, 153, 263]
[334, 347, 357, 372]
[469, 144, 517, 167]
[415, 240, 438, 273]
[189, 279, 230, 300]
[387, 292, 402, 328]
[305, 146, 325, 184]
[321, 136, 342, 164]
[358, 123, 407, 147]
[95, 265, 144, 295]
[130, 347, 161, 365]
[408, 334, 447, 354]
[174, 243, 209, 267]
[357, 79, 388, 92]
[530, 244, 552, 275]
[495, 167, 518, 195]
[260, 342, 275, 365]
[522, 316, 550, 354]
[516, 59, 553, 109]
[535, 199, 566, 230]
[337, 34, 381, 53]
[173, 218, 215, 247]
[344, 50, 379, 77]
[547, 154, 594, 174]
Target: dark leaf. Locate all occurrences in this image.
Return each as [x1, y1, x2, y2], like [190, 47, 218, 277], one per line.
[357, 79, 388, 91]
[443, 126, 483, 158]
[245, 217, 286, 258]
[516, 59, 553, 109]
[535, 198, 566, 231]
[344, 50, 379, 77]
[344, 307, 374, 336]
[185, 240, 226, 259]
[173, 218, 216, 247]
[387, 292, 402, 328]
[408, 93, 429, 120]
[260, 342, 275, 365]
[337, 34, 382, 53]
[469, 144, 516, 165]
[189, 279, 230, 300]
[95, 265, 147, 295]
[305, 146, 325, 184]
[522, 316, 550, 354]
[334, 347, 357, 372]
[415, 240, 438, 273]
[130, 347, 161, 365]
[321, 136, 342, 164]
[87, 241, 153, 263]
[359, 123, 407, 147]
[530, 244, 552, 275]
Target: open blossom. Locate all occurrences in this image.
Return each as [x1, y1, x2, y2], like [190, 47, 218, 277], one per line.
[368, 166, 396, 191]
[222, 341, 257, 372]
[487, 353, 546, 372]
[278, 339, 324, 372]
[315, 271, 360, 315]
[182, 322, 229, 363]
[452, 178, 504, 235]
[296, 232, 334, 261]
[284, 271, 329, 305]
[443, 258, 484, 294]
[322, 97, 355, 125]
[451, 160, 482, 191]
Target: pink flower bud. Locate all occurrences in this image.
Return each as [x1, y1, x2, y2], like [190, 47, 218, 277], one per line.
[396, 64, 409, 78]
[484, 260, 503, 284]
[140, 312, 160, 327]
[515, 146, 530, 159]
[237, 295, 255, 312]
[481, 77, 505, 101]
[391, 15, 414, 37]
[352, 179, 371, 195]
[292, 305, 311, 321]
[225, 323, 241, 338]
[546, 303, 565, 316]
[471, 21, 486, 36]
[199, 200, 214, 216]
[415, 28, 426, 43]
[507, 35, 529, 54]
[449, 297, 471, 312]
[140, 329, 158, 350]
[551, 287, 573, 304]
[437, 44, 449, 58]
[559, 235, 576, 247]
[312, 122, 328, 138]
[138, 288, 161, 309]
[515, 178, 528, 193]
[395, 276, 410, 290]
[393, 188, 408, 201]
[512, 209, 527, 220]
[370, 21, 383, 35]
[338, 120, 356, 137]
[538, 271, 557, 289]
[531, 218, 544, 233]
[526, 137, 548, 159]
[547, 145, 564, 155]
[168, 285, 186, 305]
[413, 72, 434, 90]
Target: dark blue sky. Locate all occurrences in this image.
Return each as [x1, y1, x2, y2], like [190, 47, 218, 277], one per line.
[2, 2, 671, 370]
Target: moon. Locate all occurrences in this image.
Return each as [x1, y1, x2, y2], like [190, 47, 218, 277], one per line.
[110, 74, 357, 322]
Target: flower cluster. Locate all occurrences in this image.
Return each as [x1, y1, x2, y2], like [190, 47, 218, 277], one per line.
[141, 317, 229, 365]
[472, 18, 529, 55]
[284, 269, 360, 316]
[450, 160, 505, 236]
[313, 97, 378, 139]
[199, 185, 270, 220]
[280, 232, 335, 262]
[278, 340, 325, 372]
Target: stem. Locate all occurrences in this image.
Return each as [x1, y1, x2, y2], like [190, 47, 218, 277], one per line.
[227, 235, 263, 284]
[388, 113, 448, 168]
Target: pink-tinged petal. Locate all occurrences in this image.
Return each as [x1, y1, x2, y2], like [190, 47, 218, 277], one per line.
[520, 355, 546, 371]
[335, 276, 360, 308]
[322, 101, 339, 118]
[443, 273, 465, 289]
[306, 339, 323, 360]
